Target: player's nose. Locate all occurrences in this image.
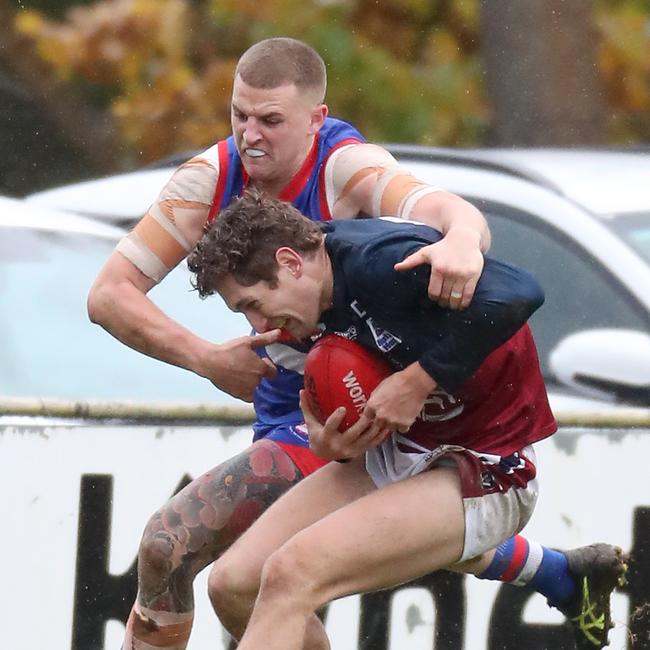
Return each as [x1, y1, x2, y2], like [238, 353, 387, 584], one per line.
[243, 119, 262, 144]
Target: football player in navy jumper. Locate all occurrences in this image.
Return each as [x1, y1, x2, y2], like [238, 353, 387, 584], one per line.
[188, 190, 627, 650]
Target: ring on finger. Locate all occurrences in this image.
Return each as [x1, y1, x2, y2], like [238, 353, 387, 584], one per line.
[450, 290, 463, 300]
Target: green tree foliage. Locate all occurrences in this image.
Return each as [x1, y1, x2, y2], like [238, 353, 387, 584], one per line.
[11, 0, 650, 163]
[596, 0, 650, 142]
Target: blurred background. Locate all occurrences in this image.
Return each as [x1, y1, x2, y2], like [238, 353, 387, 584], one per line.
[3, 5, 650, 648]
[1, 0, 649, 197]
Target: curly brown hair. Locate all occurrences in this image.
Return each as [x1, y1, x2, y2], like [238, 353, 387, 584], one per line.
[187, 189, 324, 297]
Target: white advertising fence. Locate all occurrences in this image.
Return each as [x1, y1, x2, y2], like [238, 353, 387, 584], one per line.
[2, 399, 649, 650]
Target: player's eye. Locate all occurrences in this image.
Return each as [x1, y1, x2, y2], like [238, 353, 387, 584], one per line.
[243, 300, 261, 312]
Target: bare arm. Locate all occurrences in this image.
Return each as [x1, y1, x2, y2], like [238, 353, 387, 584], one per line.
[87, 250, 278, 401]
[395, 191, 488, 309]
[325, 143, 490, 308]
[87, 152, 277, 401]
[362, 361, 436, 434]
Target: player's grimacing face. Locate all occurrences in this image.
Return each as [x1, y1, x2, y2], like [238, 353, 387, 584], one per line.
[217, 270, 322, 340]
[230, 76, 325, 189]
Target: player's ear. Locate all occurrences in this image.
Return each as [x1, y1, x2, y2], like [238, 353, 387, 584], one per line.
[276, 247, 303, 278]
[308, 103, 328, 135]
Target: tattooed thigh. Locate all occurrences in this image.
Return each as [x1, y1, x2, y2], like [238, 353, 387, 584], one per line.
[137, 439, 304, 610]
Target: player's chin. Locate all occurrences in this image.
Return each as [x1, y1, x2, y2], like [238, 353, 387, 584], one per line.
[291, 321, 319, 340]
[239, 158, 265, 178]
[288, 324, 309, 340]
[241, 163, 264, 179]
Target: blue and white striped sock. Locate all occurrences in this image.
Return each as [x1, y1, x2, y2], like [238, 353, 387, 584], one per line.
[478, 535, 576, 607]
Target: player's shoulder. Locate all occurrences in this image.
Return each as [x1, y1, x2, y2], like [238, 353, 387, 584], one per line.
[323, 142, 400, 215]
[325, 218, 436, 267]
[175, 143, 221, 179]
[326, 215, 437, 239]
[157, 144, 222, 204]
[325, 141, 398, 174]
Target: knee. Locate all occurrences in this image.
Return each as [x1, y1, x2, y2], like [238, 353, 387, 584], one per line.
[258, 546, 315, 604]
[209, 543, 313, 615]
[137, 509, 183, 581]
[208, 549, 260, 613]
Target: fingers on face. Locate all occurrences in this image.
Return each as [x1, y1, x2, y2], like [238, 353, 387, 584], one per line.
[252, 328, 281, 346]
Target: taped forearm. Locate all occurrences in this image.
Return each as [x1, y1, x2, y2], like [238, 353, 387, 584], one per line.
[325, 143, 490, 254]
[118, 150, 218, 281]
[437, 196, 491, 253]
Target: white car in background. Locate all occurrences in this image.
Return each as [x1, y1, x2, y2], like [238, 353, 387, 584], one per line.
[0, 196, 247, 405]
[26, 147, 650, 411]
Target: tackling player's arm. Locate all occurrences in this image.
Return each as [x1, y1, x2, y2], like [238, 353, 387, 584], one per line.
[324, 143, 491, 309]
[87, 154, 278, 401]
[362, 249, 544, 433]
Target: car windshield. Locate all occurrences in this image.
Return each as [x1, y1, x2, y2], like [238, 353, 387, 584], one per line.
[0, 226, 248, 404]
[607, 212, 650, 265]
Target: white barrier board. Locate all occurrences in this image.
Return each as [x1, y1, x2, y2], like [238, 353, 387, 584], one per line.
[2, 422, 647, 650]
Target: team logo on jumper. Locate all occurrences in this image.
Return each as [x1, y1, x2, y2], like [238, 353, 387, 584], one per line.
[368, 321, 402, 352]
[350, 300, 402, 352]
[419, 389, 464, 422]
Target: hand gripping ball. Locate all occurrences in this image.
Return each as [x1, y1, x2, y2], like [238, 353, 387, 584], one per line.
[303, 335, 392, 430]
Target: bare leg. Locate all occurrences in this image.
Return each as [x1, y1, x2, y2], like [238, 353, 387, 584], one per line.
[211, 460, 466, 650]
[209, 457, 373, 647]
[122, 438, 305, 650]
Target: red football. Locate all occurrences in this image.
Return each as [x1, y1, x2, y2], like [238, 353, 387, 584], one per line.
[303, 335, 392, 430]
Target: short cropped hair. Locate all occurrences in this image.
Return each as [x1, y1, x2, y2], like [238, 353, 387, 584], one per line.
[188, 189, 324, 297]
[235, 37, 327, 102]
